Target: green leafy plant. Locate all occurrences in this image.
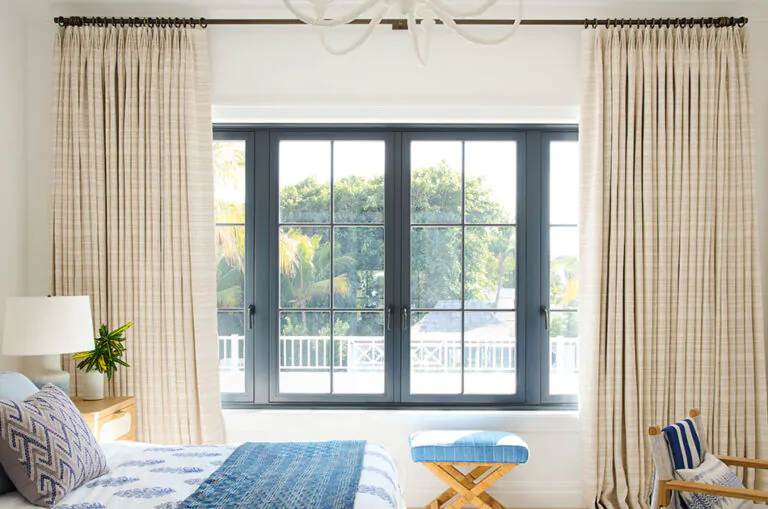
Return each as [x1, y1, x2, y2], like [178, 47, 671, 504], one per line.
[71, 322, 133, 380]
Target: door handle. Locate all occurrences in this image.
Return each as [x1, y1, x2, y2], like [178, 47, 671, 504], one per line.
[402, 306, 409, 330]
[247, 304, 256, 330]
[540, 305, 549, 331]
[387, 306, 393, 332]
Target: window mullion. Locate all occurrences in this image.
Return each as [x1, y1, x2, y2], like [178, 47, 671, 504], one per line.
[524, 130, 543, 405]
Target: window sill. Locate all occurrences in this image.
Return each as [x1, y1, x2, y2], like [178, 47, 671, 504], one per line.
[222, 401, 578, 412]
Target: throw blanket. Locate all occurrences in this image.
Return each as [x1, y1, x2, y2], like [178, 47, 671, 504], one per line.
[178, 441, 367, 509]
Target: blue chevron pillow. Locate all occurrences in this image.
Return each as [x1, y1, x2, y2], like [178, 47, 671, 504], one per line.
[0, 384, 109, 507]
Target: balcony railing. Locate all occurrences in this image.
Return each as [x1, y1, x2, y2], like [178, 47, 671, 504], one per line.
[218, 335, 578, 373]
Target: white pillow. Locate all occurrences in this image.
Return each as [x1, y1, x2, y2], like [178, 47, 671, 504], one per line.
[675, 453, 751, 509]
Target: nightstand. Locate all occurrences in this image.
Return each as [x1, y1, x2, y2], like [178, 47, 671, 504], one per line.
[72, 396, 136, 442]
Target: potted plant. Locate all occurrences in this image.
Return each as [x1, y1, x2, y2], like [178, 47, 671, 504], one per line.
[71, 322, 133, 400]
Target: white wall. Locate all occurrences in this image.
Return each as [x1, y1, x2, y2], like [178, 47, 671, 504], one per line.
[16, 1, 768, 507]
[0, 0, 29, 371]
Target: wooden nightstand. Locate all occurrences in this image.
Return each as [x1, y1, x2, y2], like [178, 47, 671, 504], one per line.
[72, 396, 136, 442]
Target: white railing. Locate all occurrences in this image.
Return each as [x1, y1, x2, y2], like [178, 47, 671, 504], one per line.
[218, 334, 245, 371]
[218, 335, 577, 374]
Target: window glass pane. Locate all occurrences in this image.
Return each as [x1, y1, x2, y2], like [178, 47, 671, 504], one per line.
[334, 141, 385, 224]
[332, 312, 385, 394]
[334, 227, 385, 309]
[550, 141, 579, 225]
[217, 311, 245, 394]
[214, 140, 246, 224]
[465, 227, 516, 309]
[411, 227, 461, 309]
[215, 226, 245, 309]
[214, 138, 247, 397]
[411, 141, 462, 224]
[549, 311, 579, 395]
[279, 311, 331, 394]
[280, 226, 331, 309]
[550, 226, 579, 310]
[280, 141, 331, 223]
[465, 141, 516, 224]
[410, 311, 462, 394]
[464, 311, 516, 395]
[548, 139, 579, 397]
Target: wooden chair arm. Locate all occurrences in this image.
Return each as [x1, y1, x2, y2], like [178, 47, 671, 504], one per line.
[661, 480, 768, 505]
[718, 456, 768, 470]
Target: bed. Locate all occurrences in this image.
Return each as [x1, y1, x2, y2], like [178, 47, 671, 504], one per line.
[0, 441, 406, 509]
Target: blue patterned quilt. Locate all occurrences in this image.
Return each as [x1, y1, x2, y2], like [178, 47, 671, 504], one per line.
[178, 441, 367, 509]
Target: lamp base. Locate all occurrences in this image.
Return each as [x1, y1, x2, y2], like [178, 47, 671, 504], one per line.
[27, 355, 70, 395]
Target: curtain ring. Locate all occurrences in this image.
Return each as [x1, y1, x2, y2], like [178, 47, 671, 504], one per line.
[57, 17, 66, 27]
[584, 18, 588, 29]
[200, 17, 208, 28]
[689, 18, 695, 28]
[738, 17, 746, 27]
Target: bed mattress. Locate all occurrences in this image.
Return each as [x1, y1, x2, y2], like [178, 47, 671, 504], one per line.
[0, 442, 405, 509]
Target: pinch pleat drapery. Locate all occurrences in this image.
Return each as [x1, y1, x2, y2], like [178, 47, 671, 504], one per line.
[580, 26, 768, 508]
[52, 26, 224, 445]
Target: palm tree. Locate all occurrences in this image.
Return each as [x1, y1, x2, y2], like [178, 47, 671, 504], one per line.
[550, 255, 579, 308]
[280, 229, 353, 331]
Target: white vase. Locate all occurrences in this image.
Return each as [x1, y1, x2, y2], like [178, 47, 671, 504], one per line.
[81, 371, 105, 400]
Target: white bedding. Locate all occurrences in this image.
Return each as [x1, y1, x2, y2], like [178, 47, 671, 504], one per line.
[0, 442, 405, 509]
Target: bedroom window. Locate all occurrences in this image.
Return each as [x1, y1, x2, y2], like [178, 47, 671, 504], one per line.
[214, 126, 578, 408]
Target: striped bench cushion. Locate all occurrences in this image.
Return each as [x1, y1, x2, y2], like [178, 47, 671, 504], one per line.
[662, 417, 703, 470]
[409, 430, 529, 464]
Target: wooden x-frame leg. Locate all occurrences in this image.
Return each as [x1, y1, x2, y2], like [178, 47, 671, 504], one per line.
[422, 462, 517, 509]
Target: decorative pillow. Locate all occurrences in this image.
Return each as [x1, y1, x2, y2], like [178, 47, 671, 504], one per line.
[0, 384, 109, 507]
[675, 453, 751, 509]
[663, 417, 704, 469]
[0, 372, 40, 495]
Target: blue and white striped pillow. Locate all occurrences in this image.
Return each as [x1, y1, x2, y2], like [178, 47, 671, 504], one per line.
[663, 418, 703, 470]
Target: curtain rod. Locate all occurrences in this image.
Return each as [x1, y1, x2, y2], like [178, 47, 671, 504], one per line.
[54, 16, 748, 29]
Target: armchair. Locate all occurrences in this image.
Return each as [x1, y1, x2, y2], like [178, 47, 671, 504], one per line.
[649, 409, 768, 509]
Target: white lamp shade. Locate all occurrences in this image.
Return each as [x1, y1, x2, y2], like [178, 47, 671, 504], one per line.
[1, 296, 95, 356]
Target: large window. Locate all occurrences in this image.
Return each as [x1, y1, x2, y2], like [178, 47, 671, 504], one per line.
[214, 126, 578, 408]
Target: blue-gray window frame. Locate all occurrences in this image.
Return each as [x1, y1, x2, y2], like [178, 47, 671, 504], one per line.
[214, 125, 578, 409]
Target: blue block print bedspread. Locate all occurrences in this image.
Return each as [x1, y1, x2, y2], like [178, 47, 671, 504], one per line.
[178, 441, 367, 509]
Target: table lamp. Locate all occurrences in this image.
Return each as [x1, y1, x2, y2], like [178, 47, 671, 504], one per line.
[1, 296, 95, 395]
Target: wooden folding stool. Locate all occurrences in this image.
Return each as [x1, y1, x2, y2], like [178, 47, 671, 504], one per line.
[409, 431, 530, 509]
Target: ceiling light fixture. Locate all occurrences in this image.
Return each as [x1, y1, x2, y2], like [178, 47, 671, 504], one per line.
[282, 0, 524, 65]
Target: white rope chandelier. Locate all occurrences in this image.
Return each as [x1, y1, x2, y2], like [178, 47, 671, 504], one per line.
[282, 0, 524, 64]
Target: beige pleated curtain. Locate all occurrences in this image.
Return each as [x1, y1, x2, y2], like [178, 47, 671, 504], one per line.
[580, 25, 768, 508]
[52, 26, 224, 445]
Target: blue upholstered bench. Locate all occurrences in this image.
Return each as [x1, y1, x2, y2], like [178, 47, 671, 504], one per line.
[410, 430, 530, 509]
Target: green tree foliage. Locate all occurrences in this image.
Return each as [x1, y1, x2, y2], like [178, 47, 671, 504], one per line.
[215, 146, 577, 342]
